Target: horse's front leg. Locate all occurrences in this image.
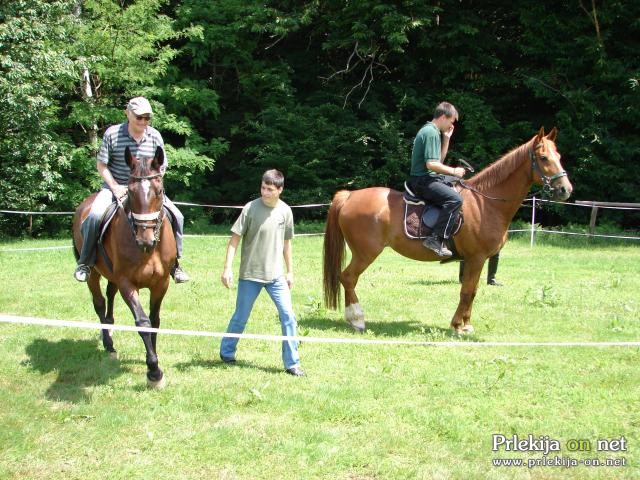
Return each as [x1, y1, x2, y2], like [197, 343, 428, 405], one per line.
[148, 280, 169, 356]
[86, 272, 117, 355]
[451, 258, 483, 334]
[119, 282, 164, 388]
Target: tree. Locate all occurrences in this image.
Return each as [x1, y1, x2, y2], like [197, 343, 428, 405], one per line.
[0, 0, 81, 235]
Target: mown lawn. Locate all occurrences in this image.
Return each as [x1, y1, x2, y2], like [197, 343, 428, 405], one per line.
[0, 234, 638, 479]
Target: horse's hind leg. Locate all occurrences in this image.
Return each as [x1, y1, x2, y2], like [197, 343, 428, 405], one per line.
[87, 273, 117, 356]
[341, 252, 379, 333]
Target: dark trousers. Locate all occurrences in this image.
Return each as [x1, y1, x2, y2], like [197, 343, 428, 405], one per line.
[409, 175, 462, 239]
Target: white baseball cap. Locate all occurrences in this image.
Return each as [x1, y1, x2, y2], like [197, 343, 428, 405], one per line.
[127, 97, 153, 116]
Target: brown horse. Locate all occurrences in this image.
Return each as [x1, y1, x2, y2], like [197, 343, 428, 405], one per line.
[323, 127, 573, 334]
[72, 146, 175, 388]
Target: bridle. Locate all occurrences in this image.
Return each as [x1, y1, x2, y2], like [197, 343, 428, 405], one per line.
[459, 140, 568, 201]
[125, 172, 165, 244]
[529, 142, 568, 197]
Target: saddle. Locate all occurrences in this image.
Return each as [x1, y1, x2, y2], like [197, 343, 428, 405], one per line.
[402, 181, 463, 240]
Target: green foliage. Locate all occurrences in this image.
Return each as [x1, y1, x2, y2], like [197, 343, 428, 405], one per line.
[0, 0, 81, 235]
[1, 0, 638, 235]
[69, 0, 218, 194]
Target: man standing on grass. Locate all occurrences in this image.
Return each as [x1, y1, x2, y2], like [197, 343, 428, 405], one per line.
[219, 169, 304, 376]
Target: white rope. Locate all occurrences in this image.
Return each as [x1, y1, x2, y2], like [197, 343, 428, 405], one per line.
[0, 245, 73, 252]
[0, 209, 74, 215]
[1, 314, 639, 348]
[173, 201, 330, 209]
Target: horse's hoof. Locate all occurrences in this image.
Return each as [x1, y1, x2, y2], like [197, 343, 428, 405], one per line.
[108, 351, 118, 360]
[147, 375, 166, 390]
[345, 303, 365, 333]
[348, 322, 365, 334]
[461, 325, 475, 334]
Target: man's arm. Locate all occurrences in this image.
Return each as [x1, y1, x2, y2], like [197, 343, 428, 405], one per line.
[424, 124, 464, 178]
[97, 161, 128, 199]
[283, 238, 294, 289]
[425, 160, 465, 178]
[221, 233, 241, 288]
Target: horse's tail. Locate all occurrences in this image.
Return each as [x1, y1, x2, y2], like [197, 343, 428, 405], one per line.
[323, 190, 350, 310]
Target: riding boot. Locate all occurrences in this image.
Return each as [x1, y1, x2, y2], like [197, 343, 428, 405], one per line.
[75, 188, 113, 281]
[171, 259, 190, 283]
[487, 253, 503, 286]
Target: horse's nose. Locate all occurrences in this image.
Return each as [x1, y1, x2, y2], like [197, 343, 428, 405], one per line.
[136, 236, 156, 252]
[555, 184, 572, 201]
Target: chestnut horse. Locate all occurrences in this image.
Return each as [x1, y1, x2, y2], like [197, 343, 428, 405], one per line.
[323, 128, 573, 334]
[72, 146, 175, 388]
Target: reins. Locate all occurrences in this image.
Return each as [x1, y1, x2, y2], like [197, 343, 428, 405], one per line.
[458, 180, 507, 202]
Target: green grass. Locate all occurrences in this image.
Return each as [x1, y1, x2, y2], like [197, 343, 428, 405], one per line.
[0, 234, 639, 479]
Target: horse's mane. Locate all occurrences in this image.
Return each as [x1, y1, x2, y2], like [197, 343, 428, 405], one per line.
[466, 137, 534, 191]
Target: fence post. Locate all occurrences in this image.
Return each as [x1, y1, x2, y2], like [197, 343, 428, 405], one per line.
[530, 196, 536, 248]
[588, 206, 599, 236]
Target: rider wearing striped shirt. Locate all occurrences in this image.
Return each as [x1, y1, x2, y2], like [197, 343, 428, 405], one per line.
[74, 97, 190, 283]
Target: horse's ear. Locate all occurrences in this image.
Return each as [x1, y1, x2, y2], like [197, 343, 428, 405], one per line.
[546, 127, 558, 142]
[536, 126, 546, 141]
[125, 146, 133, 169]
[151, 146, 164, 172]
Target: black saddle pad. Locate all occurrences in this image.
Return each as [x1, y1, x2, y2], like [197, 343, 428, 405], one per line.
[402, 199, 463, 240]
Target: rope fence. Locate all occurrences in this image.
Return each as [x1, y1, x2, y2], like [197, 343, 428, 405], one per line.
[2, 314, 639, 348]
[1, 197, 638, 254]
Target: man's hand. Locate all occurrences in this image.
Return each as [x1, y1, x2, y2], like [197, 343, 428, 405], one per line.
[444, 124, 455, 139]
[453, 166, 465, 178]
[112, 184, 128, 202]
[221, 267, 233, 289]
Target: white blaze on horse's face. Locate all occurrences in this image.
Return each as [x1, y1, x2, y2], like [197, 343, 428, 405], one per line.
[141, 179, 151, 201]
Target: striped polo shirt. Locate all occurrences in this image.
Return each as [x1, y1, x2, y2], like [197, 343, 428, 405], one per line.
[96, 123, 168, 186]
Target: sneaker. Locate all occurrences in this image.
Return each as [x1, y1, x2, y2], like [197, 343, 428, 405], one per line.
[422, 236, 452, 257]
[74, 264, 91, 282]
[285, 365, 305, 377]
[171, 264, 190, 283]
[220, 355, 236, 365]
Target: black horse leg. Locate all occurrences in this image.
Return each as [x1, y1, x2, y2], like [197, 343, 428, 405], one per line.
[101, 281, 118, 353]
[149, 285, 168, 353]
[87, 273, 117, 354]
[120, 286, 163, 384]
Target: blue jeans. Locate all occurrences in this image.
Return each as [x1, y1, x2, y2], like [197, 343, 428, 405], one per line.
[220, 277, 301, 369]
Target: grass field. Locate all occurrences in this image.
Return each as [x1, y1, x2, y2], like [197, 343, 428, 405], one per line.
[0, 233, 639, 479]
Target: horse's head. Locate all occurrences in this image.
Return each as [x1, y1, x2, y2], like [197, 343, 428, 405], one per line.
[124, 146, 165, 252]
[530, 127, 573, 201]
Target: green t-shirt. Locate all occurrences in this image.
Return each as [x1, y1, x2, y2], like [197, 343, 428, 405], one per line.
[232, 198, 294, 283]
[410, 122, 441, 177]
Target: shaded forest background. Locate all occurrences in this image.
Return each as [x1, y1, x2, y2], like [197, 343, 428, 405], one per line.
[1, 0, 638, 236]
